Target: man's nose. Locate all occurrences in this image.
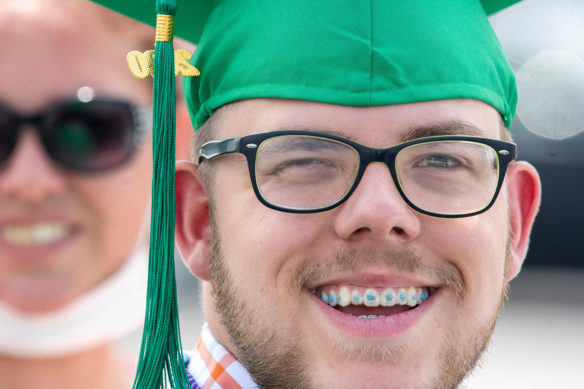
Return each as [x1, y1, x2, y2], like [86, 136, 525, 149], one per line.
[0, 131, 67, 203]
[333, 162, 421, 243]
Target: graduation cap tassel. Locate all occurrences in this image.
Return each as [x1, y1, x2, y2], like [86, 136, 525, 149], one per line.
[132, 0, 190, 388]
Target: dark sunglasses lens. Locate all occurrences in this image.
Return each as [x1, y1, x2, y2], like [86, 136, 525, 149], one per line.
[44, 101, 138, 171]
[0, 104, 19, 164]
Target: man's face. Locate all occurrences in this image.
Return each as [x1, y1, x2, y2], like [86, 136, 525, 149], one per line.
[179, 98, 537, 389]
[0, 3, 152, 312]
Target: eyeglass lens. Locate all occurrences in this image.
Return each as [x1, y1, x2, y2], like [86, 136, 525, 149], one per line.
[44, 101, 137, 171]
[255, 135, 360, 209]
[253, 135, 500, 215]
[395, 141, 499, 215]
[0, 100, 142, 172]
[0, 105, 19, 163]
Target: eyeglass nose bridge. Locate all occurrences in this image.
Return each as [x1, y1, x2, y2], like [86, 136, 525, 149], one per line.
[0, 112, 46, 163]
[344, 145, 403, 202]
[353, 146, 397, 180]
[13, 112, 59, 154]
[8, 111, 46, 135]
[3, 112, 73, 171]
[363, 139, 403, 164]
[355, 141, 401, 165]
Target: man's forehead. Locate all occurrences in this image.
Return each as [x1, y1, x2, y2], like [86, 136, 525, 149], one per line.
[213, 98, 501, 142]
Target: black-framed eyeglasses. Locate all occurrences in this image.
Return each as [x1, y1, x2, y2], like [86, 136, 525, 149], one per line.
[0, 95, 151, 173]
[199, 130, 517, 218]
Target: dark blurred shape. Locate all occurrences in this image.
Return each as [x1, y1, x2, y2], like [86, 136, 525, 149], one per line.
[513, 121, 584, 268]
[491, 0, 584, 267]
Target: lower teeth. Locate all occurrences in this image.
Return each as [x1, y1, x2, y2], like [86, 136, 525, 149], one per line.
[350, 314, 386, 319]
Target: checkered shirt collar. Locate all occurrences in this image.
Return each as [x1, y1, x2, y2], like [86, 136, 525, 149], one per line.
[186, 323, 257, 389]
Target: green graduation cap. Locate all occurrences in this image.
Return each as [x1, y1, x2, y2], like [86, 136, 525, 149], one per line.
[90, 0, 521, 388]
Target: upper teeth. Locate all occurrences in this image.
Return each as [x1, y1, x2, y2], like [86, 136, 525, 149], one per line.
[318, 286, 429, 308]
[0, 223, 69, 246]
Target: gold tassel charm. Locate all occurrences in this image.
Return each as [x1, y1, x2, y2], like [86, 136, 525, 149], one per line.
[155, 14, 174, 42]
[174, 49, 200, 76]
[127, 13, 199, 79]
[126, 50, 155, 79]
[127, 49, 200, 78]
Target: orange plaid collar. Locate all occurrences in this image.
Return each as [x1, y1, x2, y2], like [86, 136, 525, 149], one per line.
[186, 324, 257, 389]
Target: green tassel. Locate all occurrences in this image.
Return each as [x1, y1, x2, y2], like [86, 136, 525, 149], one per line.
[132, 0, 190, 387]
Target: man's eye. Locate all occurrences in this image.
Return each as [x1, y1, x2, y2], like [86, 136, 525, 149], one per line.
[271, 158, 336, 175]
[415, 154, 464, 169]
[278, 157, 330, 168]
[257, 156, 344, 186]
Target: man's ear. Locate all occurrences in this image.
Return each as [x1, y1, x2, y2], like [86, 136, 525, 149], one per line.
[175, 160, 212, 281]
[505, 161, 542, 280]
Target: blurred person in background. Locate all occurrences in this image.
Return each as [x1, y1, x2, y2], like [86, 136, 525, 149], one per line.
[0, 0, 194, 388]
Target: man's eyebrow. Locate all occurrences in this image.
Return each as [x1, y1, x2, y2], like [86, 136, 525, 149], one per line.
[399, 121, 485, 143]
[270, 121, 484, 144]
[275, 125, 361, 142]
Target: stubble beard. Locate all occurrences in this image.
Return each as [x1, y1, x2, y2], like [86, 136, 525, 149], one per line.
[208, 224, 510, 389]
[209, 234, 312, 389]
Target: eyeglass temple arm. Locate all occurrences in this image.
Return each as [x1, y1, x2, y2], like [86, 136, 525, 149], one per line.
[198, 137, 242, 163]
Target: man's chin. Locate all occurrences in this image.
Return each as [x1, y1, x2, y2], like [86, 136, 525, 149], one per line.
[305, 342, 486, 389]
[299, 327, 448, 389]
[309, 367, 433, 389]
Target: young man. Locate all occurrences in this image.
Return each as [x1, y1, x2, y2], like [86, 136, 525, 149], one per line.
[0, 1, 156, 388]
[94, 0, 542, 388]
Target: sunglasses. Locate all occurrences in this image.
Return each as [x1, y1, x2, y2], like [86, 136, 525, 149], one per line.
[0, 97, 151, 173]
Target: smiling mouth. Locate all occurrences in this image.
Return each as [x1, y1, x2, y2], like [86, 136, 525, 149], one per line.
[311, 285, 435, 318]
[0, 223, 71, 246]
